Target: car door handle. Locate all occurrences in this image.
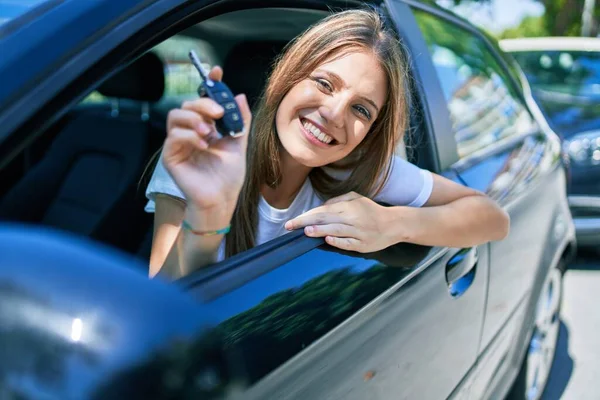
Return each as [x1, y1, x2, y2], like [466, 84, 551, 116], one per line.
[446, 247, 478, 298]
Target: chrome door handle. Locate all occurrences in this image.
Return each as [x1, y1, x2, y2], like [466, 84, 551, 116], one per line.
[446, 247, 478, 298]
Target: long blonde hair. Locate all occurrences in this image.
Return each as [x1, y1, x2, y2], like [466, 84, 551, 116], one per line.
[226, 8, 413, 258]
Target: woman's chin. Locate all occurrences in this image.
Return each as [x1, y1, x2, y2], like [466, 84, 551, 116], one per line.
[288, 150, 330, 168]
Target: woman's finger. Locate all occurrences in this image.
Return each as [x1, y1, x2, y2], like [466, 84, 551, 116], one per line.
[324, 236, 363, 252]
[165, 127, 208, 153]
[303, 223, 359, 239]
[285, 209, 346, 230]
[181, 98, 225, 120]
[167, 108, 214, 136]
[208, 65, 223, 82]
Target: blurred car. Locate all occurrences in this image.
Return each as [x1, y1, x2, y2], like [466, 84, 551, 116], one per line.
[0, 1, 576, 400]
[501, 37, 600, 250]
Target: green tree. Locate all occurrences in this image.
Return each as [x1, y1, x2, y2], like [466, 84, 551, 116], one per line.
[499, 15, 549, 39]
[432, 0, 600, 37]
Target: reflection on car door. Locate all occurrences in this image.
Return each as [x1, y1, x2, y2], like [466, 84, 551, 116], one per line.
[183, 228, 488, 399]
[412, 8, 568, 398]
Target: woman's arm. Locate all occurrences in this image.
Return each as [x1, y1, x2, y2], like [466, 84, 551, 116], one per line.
[285, 173, 509, 252]
[149, 194, 184, 278]
[150, 194, 230, 279]
[386, 174, 510, 248]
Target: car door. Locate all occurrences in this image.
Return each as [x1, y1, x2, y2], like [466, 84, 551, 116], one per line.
[408, 3, 572, 398]
[180, 237, 488, 400]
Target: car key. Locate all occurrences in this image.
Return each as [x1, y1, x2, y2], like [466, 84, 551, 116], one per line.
[188, 50, 245, 137]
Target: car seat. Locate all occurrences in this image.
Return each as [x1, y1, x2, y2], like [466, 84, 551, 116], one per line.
[0, 52, 166, 254]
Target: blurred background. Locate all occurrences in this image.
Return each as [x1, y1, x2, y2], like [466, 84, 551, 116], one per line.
[434, 0, 594, 38]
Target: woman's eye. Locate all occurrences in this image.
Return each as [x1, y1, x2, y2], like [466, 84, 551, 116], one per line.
[316, 79, 333, 92]
[355, 105, 372, 120]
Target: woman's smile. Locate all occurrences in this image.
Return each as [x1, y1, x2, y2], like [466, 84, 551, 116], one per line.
[299, 117, 337, 147]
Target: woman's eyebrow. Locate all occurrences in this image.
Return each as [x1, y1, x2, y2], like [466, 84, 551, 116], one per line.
[318, 69, 380, 113]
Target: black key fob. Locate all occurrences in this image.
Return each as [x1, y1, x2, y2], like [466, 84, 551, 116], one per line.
[189, 50, 245, 137]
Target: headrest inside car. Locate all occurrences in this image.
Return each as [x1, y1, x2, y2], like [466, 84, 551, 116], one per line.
[98, 52, 165, 102]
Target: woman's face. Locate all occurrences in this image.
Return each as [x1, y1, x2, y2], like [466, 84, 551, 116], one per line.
[275, 49, 388, 167]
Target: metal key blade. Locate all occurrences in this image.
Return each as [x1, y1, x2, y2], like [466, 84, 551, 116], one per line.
[189, 50, 209, 80]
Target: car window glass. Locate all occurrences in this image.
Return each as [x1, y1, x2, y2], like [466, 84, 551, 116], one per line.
[80, 35, 217, 108]
[414, 11, 537, 159]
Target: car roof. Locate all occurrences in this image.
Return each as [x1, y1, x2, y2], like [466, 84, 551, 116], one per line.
[499, 37, 600, 52]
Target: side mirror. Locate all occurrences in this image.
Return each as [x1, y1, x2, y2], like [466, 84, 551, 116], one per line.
[0, 224, 230, 399]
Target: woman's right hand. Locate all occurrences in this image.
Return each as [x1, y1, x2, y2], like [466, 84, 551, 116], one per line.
[162, 66, 252, 214]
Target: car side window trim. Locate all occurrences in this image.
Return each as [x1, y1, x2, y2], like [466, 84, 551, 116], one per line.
[178, 225, 446, 303]
[386, 0, 456, 172]
[176, 230, 321, 298]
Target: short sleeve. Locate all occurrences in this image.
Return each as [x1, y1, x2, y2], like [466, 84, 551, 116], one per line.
[372, 155, 433, 207]
[144, 150, 187, 213]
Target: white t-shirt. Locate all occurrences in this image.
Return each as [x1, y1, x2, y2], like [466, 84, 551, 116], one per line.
[145, 153, 433, 262]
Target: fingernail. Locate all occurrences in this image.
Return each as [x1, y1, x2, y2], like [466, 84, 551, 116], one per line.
[305, 226, 313, 234]
[213, 104, 223, 113]
[285, 221, 292, 230]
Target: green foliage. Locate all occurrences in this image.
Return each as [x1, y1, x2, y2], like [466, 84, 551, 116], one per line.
[448, 0, 600, 38]
[498, 15, 549, 39]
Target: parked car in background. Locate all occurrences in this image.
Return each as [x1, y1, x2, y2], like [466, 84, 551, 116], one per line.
[501, 37, 600, 251]
[0, 1, 575, 400]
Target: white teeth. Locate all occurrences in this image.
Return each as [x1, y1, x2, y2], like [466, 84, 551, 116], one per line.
[302, 120, 333, 144]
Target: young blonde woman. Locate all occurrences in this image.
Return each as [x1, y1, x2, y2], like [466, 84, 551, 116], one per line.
[145, 9, 510, 279]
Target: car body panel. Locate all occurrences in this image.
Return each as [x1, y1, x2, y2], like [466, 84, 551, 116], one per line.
[183, 241, 487, 399]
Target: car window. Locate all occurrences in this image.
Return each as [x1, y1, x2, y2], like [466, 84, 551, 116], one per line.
[81, 35, 217, 108]
[414, 11, 538, 159]
[152, 35, 218, 109]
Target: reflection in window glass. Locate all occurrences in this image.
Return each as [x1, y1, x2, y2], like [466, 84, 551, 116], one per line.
[414, 11, 537, 158]
[201, 246, 414, 385]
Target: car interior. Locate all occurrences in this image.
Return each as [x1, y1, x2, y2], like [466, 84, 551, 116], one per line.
[0, 7, 418, 270]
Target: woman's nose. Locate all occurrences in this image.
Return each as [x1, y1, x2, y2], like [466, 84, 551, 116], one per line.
[318, 97, 347, 129]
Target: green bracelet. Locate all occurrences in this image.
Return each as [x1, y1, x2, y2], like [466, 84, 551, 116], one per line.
[182, 220, 231, 236]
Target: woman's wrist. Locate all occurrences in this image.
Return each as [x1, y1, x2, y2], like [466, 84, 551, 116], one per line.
[185, 201, 236, 232]
[384, 205, 418, 245]
[176, 203, 236, 276]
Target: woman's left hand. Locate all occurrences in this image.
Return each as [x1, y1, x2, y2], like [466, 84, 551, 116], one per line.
[284, 192, 394, 253]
